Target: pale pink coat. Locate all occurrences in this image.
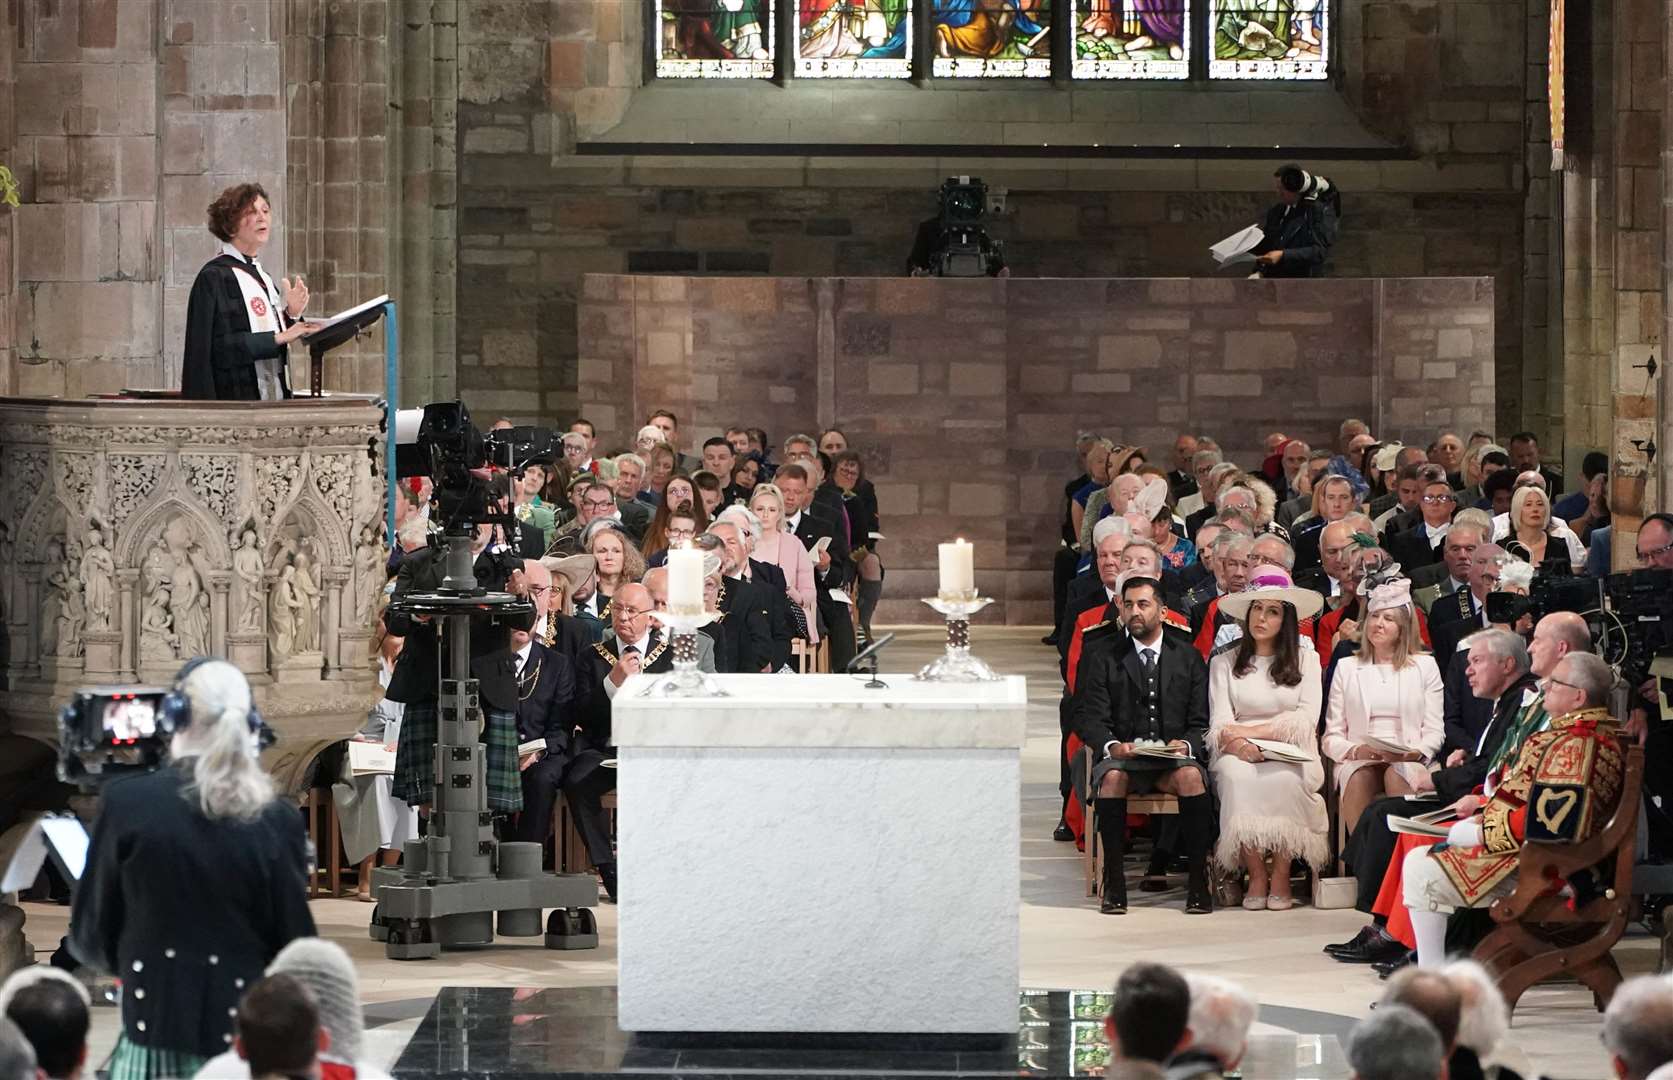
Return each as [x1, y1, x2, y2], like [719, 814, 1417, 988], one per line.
[754, 529, 819, 644]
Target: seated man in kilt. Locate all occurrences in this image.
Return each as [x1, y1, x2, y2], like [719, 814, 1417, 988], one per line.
[1072, 574, 1214, 916]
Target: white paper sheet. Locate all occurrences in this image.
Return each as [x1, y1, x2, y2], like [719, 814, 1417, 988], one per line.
[39, 817, 89, 881]
[1210, 225, 1264, 267]
[301, 293, 390, 330]
[348, 740, 397, 776]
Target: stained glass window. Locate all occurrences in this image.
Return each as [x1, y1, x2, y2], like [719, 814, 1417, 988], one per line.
[1208, 0, 1327, 79]
[796, 0, 913, 78]
[931, 0, 1053, 78]
[656, 0, 776, 78]
[1072, 0, 1188, 79]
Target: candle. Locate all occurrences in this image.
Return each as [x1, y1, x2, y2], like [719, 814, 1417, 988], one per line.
[938, 539, 975, 599]
[667, 546, 705, 613]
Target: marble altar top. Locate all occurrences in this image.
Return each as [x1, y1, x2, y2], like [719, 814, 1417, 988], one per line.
[613, 674, 1027, 749]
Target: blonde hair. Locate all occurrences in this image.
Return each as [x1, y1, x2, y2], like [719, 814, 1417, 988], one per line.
[170, 660, 275, 821]
[749, 483, 787, 526]
[1509, 484, 1552, 534]
[1357, 602, 1426, 670]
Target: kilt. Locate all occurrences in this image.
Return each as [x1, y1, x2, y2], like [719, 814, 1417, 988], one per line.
[104, 1034, 207, 1080]
[392, 702, 523, 814]
[1090, 755, 1207, 797]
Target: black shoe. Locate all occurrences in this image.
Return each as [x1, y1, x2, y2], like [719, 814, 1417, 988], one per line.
[1332, 932, 1408, 965]
[1041, 633, 1060, 646]
[596, 861, 618, 904]
[1374, 950, 1417, 979]
[1053, 820, 1075, 842]
[1100, 874, 1128, 915]
[1324, 925, 1378, 957]
[1138, 849, 1171, 891]
[1185, 886, 1213, 914]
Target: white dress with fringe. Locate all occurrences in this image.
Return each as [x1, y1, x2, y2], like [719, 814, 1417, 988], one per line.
[1207, 649, 1330, 871]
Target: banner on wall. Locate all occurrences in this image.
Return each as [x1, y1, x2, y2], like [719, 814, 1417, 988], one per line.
[1549, 0, 1565, 169]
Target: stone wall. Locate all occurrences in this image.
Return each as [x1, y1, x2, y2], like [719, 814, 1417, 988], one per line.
[579, 273, 1496, 624]
[455, 0, 1547, 446]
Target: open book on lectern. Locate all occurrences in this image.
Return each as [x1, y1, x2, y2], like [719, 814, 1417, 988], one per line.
[301, 293, 390, 331]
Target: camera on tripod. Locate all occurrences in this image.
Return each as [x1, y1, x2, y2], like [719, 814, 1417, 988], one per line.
[56, 686, 172, 787]
[930, 175, 1004, 278]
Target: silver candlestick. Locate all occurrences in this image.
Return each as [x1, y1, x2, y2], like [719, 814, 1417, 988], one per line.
[914, 594, 1001, 682]
[640, 609, 729, 697]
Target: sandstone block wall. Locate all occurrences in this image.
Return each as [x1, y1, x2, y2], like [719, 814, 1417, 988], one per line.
[579, 273, 1495, 625]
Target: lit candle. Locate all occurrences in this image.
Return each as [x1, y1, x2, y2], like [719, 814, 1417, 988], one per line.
[938, 538, 975, 599]
[667, 546, 705, 613]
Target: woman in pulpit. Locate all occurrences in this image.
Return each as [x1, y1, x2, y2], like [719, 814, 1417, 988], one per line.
[181, 183, 316, 400]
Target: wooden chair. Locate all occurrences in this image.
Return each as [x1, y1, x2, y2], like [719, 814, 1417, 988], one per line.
[1078, 746, 1180, 898]
[301, 788, 343, 899]
[791, 637, 830, 674]
[1472, 745, 1645, 1014]
[553, 791, 619, 874]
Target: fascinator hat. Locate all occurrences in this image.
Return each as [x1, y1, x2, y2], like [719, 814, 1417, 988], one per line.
[1365, 578, 1415, 614]
[1218, 565, 1324, 623]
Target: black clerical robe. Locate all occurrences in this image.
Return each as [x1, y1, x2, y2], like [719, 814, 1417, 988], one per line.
[181, 252, 295, 401]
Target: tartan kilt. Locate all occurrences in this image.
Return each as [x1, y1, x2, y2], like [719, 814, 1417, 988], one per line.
[392, 702, 523, 815]
[104, 1033, 208, 1080]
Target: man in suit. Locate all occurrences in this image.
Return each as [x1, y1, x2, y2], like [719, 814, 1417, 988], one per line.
[777, 463, 858, 672]
[1412, 522, 1485, 616]
[1387, 470, 1458, 571]
[1167, 433, 1200, 504]
[700, 524, 775, 673]
[640, 566, 721, 672]
[1073, 576, 1213, 915]
[1507, 431, 1564, 497]
[609, 454, 653, 543]
[647, 408, 700, 473]
[1427, 542, 1505, 664]
[715, 504, 797, 669]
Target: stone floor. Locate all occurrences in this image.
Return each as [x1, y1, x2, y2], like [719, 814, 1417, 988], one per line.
[19, 626, 1662, 1078]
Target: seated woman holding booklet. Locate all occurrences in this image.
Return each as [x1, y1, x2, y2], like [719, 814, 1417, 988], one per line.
[1323, 579, 1445, 850]
[1208, 566, 1329, 910]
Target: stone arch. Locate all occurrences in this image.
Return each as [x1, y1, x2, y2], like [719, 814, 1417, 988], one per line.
[14, 494, 65, 564]
[115, 495, 233, 571]
[265, 490, 351, 570]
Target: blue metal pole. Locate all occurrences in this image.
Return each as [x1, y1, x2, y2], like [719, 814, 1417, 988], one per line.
[383, 301, 398, 543]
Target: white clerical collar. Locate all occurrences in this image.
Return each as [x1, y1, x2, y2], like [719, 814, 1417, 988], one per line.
[219, 241, 258, 265]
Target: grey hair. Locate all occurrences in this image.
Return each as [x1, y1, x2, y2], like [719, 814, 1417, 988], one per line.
[1348, 1004, 1444, 1080]
[1466, 627, 1530, 675]
[0, 1017, 34, 1080]
[1213, 530, 1254, 556]
[1250, 534, 1296, 570]
[1558, 652, 1616, 708]
[268, 937, 364, 1062]
[1092, 516, 1133, 548]
[1092, 436, 1117, 454]
[1440, 959, 1509, 1058]
[1184, 973, 1257, 1068]
[1121, 537, 1162, 565]
[783, 433, 817, 454]
[1206, 462, 1241, 486]
[1213, 509, 1256, 533]
[1341, 511, 1376, 535]
[396, 514, 429, 551]
[1601, 976, 1673, 1080]
[614, 451, 646, 473]
[1244, 476, 1279, 525]
[561, 431, 587, 450]
[169, 660, 275, 822]
[1497, 561, 1534, 591]
[716, 504, 762, 544]
[1454, 508, 1493, 533]
[1447, 520, 1488, 545]
[1192, 448, 1223, 469]
[1340, 418, 1369, 437]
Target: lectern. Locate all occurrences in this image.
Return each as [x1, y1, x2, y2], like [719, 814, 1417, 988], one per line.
[302, 295, 390, 397]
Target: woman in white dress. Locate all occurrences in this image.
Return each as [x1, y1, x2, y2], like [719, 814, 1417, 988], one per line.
[1210, 566, 1328, 910]
[1322, 578, 1445, 843]
[334, 625, 418, 901]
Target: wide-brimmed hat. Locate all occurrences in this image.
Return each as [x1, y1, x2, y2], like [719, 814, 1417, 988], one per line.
[1218, 564, 1324, 622]
[541, 553, 596, 588]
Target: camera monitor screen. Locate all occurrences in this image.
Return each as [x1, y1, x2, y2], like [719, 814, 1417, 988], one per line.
[102, 698, 158, 742]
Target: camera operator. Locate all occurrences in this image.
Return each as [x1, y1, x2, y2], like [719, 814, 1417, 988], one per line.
[1626, 514, 1673, 858]
[906, 178, 1008, 278]
[384, 481, 536, 815]
[68, 660, 315, 1075]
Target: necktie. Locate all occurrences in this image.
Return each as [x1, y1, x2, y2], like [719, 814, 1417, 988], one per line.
[623, 644, 640, 662]
[1141, 648, 1156, 678]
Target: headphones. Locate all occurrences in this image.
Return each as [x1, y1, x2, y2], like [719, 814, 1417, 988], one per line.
[158, 657, 277, 751]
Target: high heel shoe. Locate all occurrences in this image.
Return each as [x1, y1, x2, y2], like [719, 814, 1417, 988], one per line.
[1241, 893, 1268, 911]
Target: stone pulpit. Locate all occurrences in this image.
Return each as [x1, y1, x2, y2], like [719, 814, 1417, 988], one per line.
[0, 396, 389, 767]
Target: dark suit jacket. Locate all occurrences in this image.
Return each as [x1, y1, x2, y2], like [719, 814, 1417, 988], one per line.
[1058, 574, 1116, 677]
[1184, 505, 1214, 543]
[383, 545, 533, 710]
[715, 575, 774, 673]
[516, 520, 545, 559]
[1432, 672, 1540, 803]
[487, 640, 576, 754]
[71, 765, 315, 1055]
[574, 630, 675, 749]
[616, 498, 651, 543]
[749, 557, 795, 669]
[1071, 632, 1210, 759]
[1388, 523, 1447, 570]
[1167, 468, 1198, 504]
[792, 507, 853, 590]
[1291, 517, 1327, 571]
[1428, 588, 1485, 664]
[1440, 644, 1492, 762]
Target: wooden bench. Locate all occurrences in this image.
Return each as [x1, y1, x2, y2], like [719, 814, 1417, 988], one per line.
[1473, 745, 1645, 1014]
[301, 788, 344, 899]
[554, 791, 618, 874]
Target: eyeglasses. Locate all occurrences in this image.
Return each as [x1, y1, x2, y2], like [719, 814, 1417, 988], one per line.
[1421, 493, 1455, 504]
[1638, 540, 1673, 563]
[584, 499, 616, 511]
[527, 584, 551, 599]
[614, 605, 649, 618]
[1546, 676, 1582, 692]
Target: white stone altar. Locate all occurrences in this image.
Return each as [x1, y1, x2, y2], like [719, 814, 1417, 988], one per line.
[614, 673, 1027, 1036]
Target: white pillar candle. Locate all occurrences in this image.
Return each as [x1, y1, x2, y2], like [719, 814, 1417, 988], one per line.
[938, 539, 975, 598]
[667, 546, 705, 613]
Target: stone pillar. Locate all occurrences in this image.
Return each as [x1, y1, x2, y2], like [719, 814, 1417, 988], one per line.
[116, 570, 139, 679]
[322, 574, 344, 676]
[210, 573, 231, 657]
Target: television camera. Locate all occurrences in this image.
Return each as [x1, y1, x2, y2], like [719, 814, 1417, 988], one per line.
[928, 175, 1005, 278]
[1486, 567, 1673, 692]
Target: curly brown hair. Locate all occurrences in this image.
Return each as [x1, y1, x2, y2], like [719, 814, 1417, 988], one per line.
[206, 183, 270, 242]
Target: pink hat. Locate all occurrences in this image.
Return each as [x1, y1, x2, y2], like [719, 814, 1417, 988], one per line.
[1365, 578, 1414, 614]
[1218, 564, 1324, 622]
